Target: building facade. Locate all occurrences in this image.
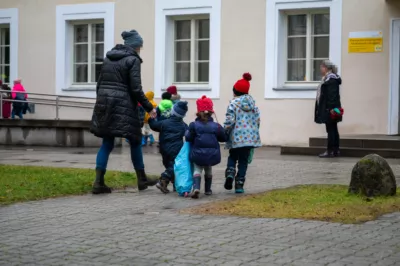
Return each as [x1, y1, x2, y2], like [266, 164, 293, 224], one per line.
[0, 0, 398, 146]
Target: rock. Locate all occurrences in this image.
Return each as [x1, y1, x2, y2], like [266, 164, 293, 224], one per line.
[349, 154, 397, 197]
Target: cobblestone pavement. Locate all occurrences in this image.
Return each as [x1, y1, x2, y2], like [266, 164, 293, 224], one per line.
[1, 146, 400, 266]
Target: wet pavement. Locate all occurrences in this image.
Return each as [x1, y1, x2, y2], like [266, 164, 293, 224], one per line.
[1, 145, 400, 265]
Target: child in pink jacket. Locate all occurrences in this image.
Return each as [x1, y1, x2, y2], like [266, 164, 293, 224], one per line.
[11, 79, 28, 119]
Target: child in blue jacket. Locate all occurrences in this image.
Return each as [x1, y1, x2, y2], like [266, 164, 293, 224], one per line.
[149, 101, 189, 193]
[185, 96, 226, 199]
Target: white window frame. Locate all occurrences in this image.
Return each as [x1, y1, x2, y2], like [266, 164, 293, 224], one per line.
[154, 0, 221, 99]
[285, 10, 330, 83]
[173, 16, 210, 84]
[56, 2, 114, 98]
[265, 0, 342, 99]
[0, 8, 18, 85]
[70, 20, 105, 85]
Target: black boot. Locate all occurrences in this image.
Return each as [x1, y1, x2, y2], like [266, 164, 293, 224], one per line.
[191, 176, 201, 199]
[135, 169, 148, 191]
[235, 176, 245, 194]
[224, 167, 235, 190]
[156, 178, 170, 194]
[319, 150, 334, 158]
[92, 169, 112, 194]
[204, 175, 212, 195]
[333, 148, 340, 157]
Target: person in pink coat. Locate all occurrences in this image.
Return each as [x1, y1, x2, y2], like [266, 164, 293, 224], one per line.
[11, 78, 28, 119]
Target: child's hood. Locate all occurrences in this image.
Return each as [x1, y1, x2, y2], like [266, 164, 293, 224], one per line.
[145, 91, 157, 108]
[145, 91, 154, 100]
[12, 83, 25, 91]
[231, 94, 256, 111]
[159, 99, 173, 112]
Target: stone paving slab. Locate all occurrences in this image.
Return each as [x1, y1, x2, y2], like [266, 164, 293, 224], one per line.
[1, 146, 400, 265]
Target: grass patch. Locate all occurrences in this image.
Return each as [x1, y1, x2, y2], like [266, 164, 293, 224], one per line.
[183, 185, 400, 224]
[0, 165, 142, 205]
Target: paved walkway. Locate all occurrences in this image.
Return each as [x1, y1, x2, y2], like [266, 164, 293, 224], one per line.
[1, 146, 400, 266]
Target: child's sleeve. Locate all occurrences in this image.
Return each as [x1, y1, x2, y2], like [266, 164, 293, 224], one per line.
[256, 107, 261, 128]
[148, 118, 162, 132]
[216, 123, 227, 143]
[185, 122, 195, 143]
[156, 107, 161, 119]
[224, 103, 236, 133]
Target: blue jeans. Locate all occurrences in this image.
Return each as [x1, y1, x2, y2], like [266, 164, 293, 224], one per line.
[96, 137, 144, 171]
[227, 147, 252, 178]
[11, 108, 23, 119]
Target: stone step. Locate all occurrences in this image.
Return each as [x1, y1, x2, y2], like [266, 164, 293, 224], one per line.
[309, 135, 400, 149]
[280, 146, 400, 158]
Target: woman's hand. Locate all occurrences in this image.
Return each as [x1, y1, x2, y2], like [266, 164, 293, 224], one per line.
[149, 109, 157, 119]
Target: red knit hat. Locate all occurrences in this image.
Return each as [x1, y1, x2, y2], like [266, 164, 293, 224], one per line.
[233, 73, 252, 94]
[196, 95, 214, 113]
[167, 85, 177, 95]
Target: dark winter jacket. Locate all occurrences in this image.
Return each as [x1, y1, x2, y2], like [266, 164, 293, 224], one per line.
[149, 115, 188, 158]
[315, 73, 342, 124]
[185, 117, 226, 166]
[90, 45, 153, 144]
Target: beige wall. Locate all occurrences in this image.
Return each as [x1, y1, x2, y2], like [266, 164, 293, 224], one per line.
[1, 0, 399, 145]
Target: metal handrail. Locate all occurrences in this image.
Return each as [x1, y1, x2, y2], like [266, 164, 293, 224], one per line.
[0, 89, 95, 120]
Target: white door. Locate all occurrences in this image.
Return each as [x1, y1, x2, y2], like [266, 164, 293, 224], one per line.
[389, 19, 400, 135]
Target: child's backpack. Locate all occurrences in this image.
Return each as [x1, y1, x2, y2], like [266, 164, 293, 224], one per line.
[174, 142, 193, 197]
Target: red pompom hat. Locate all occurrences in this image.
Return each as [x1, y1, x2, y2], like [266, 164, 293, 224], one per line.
[167, 85, 177, 95]
[233, 73, 252, 94]
[196, 95, 214, 113]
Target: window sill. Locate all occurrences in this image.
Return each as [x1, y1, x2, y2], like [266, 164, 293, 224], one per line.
[62, 87, 96, 92]
[161, 86, 211, 92]
[273, 86, 317, 91]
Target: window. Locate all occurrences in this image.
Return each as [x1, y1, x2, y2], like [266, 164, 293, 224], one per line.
[265, 0, 341, 99]
[0, 25, 10, 83]
[174, 18, 210, 83]
[286, 12, 330, 82]
[56, 2, 114, 97]
[72, 22, 104, 84]
[155, 0, 221, 99]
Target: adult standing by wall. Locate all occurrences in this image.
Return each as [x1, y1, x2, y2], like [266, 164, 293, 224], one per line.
[314, 60, 343, 158]
[91, 29, 157, 194]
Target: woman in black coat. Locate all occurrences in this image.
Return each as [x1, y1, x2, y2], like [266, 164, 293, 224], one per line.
[90, 30, 157, 194]
[314, 60, 342, 158]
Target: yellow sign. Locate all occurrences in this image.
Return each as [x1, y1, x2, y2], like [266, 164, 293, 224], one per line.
[348, 31, 383, 53]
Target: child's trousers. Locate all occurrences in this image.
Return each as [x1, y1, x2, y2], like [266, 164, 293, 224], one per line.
[193, 164, 212, 177]
[161, 153, 176, 182]
[227, 147, 252, 178]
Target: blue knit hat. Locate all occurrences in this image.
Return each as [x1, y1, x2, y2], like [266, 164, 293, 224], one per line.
[121, 30, 143, 49]
[171, 101, 188, 118]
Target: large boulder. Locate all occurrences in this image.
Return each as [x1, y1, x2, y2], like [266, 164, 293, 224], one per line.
[349, 154, 397, 197]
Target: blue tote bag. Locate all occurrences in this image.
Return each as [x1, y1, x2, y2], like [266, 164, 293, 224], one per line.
[174, 142, 193, 196]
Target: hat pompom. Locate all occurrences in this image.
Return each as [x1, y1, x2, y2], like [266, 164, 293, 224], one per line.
[243, 73, 252, 81]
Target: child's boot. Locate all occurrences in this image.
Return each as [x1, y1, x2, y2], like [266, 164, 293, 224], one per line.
[224, 167, 236, 190]
[235, 176, 245, 194]
[204, 175, 212, 195]
[149, 134, 155, 146]
[92, 169, 112, 194]
[156, 178, 170, 194]
[191, 175, 201, 199]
